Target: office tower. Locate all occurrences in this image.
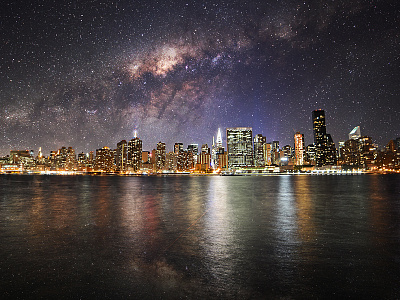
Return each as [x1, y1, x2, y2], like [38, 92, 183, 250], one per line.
[174, 143, 183, 154]
[312, 109, 337, 166]
[88, 151, 94, 168]
[272, 141, 279, 151]
[174, 143, 184, 171]
[216, 148, 228, 170]
[349, 126, 361, 140]
[116, 140, 127, 172]
[201, 144, 210, 154]
[65, 147, 76, 170]
[396, 137, 400, 151]
[127, 137, 142, 172]
[187, 144, 198, 166]
[216, 128, 223, 149]
[325, 134, 337, 165]
[211, 129, 223, 168]
[182, 150, 194, 171]
[358, 136, 375, 167]
[142, 151, 150, 164]
[312, 110, 326, 166]
[95, 147, 114, 172]
[77, 152, 87, 170]
[341, 139, 360, 166]
[253, 134, 266, 167]
[55, 147, 68, 170]
[10, 150, 34, 169]
[156, 142, 166, 171]
[281, 145, 293, 166]
[211, 136, 217, 169]
[226, 127, 254, 168]
[305, 144, 316, 165]
[263, 143, 272, 166]
[187, 144, 198, 155]
[165, 151, 176, 171]
[294, 132, 304, 166]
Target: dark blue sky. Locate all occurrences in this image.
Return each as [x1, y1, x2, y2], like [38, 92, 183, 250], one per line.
[1, 0, 399, 155]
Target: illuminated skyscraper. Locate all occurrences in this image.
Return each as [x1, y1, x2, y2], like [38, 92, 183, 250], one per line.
[95, 147, 114, 172]
[127, 137, 142, 172]
[174, 143, 184, 171]
[226, 127, 254, 168]
[263, 143, 272, 166]
[294, 132, 304, 166]
[349, 126, 361, 140]
[174, 143, 183, 154]
[188, 144, 198, 165]
[216, 128, 223, 149]
[254, 134, 266, 166]
[156, 142, 166, 171]
[116, 140, 127, 172]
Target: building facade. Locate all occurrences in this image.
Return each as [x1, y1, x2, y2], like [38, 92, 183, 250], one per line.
[226, 127, 254, 168]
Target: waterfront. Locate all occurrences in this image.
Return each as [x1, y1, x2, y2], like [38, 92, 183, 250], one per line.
[1, 174, 400, 299]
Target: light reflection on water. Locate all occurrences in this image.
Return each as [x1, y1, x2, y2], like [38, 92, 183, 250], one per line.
[0, 174, 400, 299]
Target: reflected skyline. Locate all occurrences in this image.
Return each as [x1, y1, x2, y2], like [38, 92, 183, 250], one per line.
[1, 175, 400, 298]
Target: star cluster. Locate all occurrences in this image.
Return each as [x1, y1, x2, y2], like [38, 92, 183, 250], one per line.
[1, 0, 399, 155]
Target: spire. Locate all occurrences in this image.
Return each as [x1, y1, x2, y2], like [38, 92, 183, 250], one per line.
[134, 126, 138, 138]
[216, 128, 222, 148]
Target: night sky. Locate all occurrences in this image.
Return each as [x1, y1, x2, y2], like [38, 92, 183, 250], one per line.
[1, 0, 399, 156]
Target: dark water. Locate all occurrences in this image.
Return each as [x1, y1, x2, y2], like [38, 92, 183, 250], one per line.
[1, 174, 400, 299]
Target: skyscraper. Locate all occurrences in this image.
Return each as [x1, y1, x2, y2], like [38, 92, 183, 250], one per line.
[294, 132, 304, 166]
[312, 109, 336, 166]
[156, 142, 166, 171]
[349, 126, 361, 140]
[116, 140, 127, 172]
[226, 127, 254, 168]
[254, 134, 266, 167]
[127, 137, 142, 172]
[216, 128, 223, 149]
[212, 128, 223, 168]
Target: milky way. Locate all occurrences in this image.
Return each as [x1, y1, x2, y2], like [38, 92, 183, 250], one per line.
[1, 0, 399, 155]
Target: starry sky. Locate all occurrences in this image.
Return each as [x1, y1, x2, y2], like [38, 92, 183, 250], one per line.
[1, 0, 399, 156]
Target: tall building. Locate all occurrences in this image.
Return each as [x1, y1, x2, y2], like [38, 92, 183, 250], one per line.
[127, 137, 142, 172]
[325, 134, 337, 165]
[174, 143, 183, 154]
[116, 140, 127, 172]
[263, 143, 272, 166]
[312, 109, 327, 167]
[65, 147, 76, 170]
[294, 132, 304, 166]
[216, 128, 223, 149]
[174, 143, 184, 171]
[156, 142, 166, 171]
[187, 144, 198, 155]
[188, 144, 198, 165]
[226, 127, 254, 168]
[312, 109, 337, 166]
[212, 128, 224, 168]
[349, 126, 361, 140]
[253, 134, 266, 167]
[95, 147, 114, 172]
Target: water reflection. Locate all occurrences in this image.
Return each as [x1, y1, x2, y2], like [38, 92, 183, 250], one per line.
[203, 177, 234, 283]
[1, 175, 400, 298]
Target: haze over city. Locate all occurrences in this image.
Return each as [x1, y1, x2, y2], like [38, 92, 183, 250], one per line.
[1, 0, 399, 155]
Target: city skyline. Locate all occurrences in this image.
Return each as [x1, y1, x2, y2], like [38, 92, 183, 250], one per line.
[1, 1, 399, 156]
[0, 116, 397, 157]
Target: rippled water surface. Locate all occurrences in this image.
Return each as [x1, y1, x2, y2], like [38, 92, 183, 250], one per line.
[1, 174, 400, 299]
